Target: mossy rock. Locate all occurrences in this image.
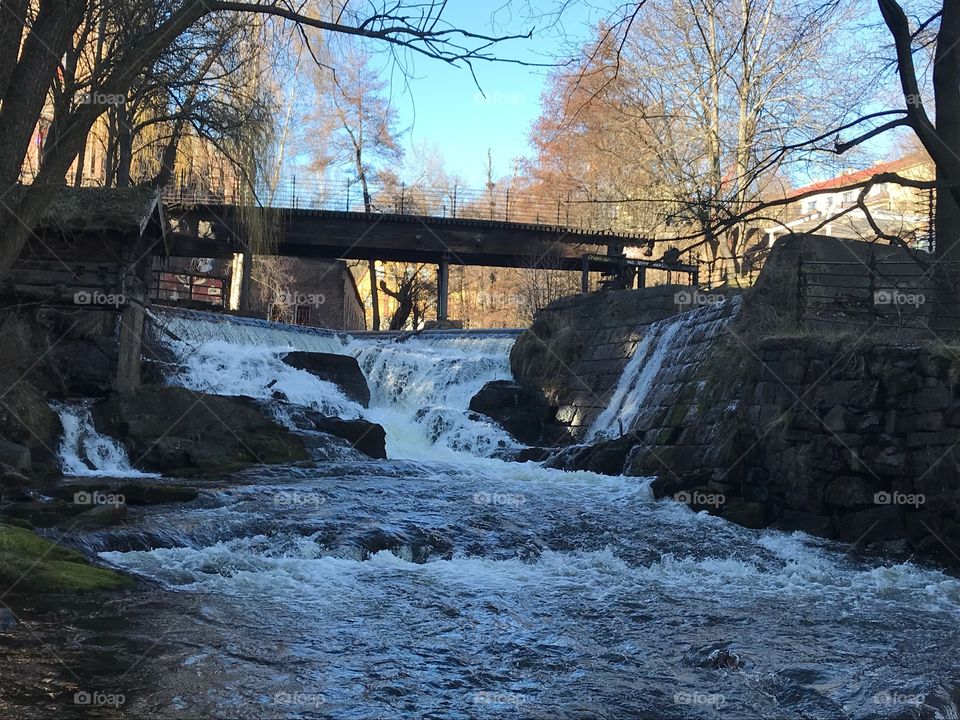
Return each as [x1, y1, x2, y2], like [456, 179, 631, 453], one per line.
[0, 524, 133, 593]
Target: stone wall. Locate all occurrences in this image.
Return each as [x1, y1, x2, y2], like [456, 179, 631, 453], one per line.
[510, 284, 692, 438]
[524, 234, 960, 566]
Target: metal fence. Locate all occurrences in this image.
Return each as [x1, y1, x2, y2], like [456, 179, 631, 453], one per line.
[161, 177, 654, 236]
[148, 269, 227, 308]
[797, 252, 960, 331]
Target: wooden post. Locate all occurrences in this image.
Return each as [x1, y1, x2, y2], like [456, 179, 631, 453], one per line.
[115, 303, 144, 393]
[581, 255, 590, 294]
[437, 256, 450, 321]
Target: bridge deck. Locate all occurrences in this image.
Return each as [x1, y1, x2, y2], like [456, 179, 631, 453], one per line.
[164, 204, 646, 270]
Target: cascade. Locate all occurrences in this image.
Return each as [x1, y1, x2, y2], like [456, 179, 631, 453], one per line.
[587, 296, 741, 441]
[54, 403, 155, 477]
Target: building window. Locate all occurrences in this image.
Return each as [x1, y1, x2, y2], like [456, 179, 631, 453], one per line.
[295, 305, 311, 325]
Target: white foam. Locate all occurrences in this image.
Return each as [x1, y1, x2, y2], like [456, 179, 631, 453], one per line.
[53, 403, 157, 478]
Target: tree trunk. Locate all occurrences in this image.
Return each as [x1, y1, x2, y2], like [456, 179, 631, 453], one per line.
[934, 0, 960, 327]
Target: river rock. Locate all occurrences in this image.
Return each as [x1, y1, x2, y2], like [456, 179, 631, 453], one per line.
[469, 380, 562, 446]
[282, 352, 370, 407]
[0, 439, 30, 472]
[302, 413, 386, 459]
[92, 386, 308, 475]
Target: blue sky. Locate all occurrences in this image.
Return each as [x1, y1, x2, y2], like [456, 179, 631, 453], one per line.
[381, 2, 602, 187]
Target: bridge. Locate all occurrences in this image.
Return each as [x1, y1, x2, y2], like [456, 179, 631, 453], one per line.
[160, 178, 698, 318]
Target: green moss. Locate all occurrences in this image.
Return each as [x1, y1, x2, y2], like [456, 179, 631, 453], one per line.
[0, 524, 133, 593]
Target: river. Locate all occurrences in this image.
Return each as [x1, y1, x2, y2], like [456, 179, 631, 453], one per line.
[6, 313, 960, 719]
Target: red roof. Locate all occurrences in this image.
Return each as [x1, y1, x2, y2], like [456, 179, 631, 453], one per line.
[794, 154, 930, 195]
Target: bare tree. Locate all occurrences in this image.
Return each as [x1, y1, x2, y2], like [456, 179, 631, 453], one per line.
[0, 0, 532, 279]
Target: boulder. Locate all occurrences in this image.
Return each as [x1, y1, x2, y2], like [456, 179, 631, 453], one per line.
[0, 524, 133, 592]
[469, 380, 564, 446]
[92, 386, 308, 475]
[302, 413, 386, 459]
[0, 440, 30, 472]
[282, 352, 370, 407]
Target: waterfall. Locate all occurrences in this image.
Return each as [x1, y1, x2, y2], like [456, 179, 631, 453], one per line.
[151, 306, 522, 459]
[350, 335, 521, 459]
[148, 306, 348, 354]
[586, 297, 741, 441]
[54, 403, 156, 478]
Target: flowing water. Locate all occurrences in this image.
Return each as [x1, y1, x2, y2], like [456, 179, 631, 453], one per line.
[7, 310, 960, 719]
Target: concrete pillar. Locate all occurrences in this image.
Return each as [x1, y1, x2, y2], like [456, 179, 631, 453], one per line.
[115, 303, 144, 393]
[437, 257, 449, 321]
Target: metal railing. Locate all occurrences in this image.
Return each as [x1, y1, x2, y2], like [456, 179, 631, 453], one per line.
[149, 270, 227, 308]
[161, 177, 651, 236]
[796, 252, 960, 330]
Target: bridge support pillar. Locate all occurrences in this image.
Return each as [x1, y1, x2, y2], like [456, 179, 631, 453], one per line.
[581, 255, 590, 294]
[239, 246, 252, 312]
[437, 257, 449, 321]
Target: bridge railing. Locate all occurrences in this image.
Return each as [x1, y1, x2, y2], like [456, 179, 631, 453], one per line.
[161, 177, 644, 235]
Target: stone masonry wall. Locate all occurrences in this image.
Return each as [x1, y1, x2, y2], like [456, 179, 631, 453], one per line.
[510, 284, 692, 438]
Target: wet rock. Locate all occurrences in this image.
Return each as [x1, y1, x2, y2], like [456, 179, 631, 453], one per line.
[92, 387, 308, 475]
[0, 440, 30, 472]
[0, 524, 133, 592]
[282, 352, 370, 407]
[0, 608, 16, 630]
[71, 502, 128, 529]
[49, 482, 199, 506]
[1, 499, 86, 528]
[705, 649, 743, 670]
[545, 434, 637, 475]
[469, 380, 564, 446]
[302, 413, 386, 459]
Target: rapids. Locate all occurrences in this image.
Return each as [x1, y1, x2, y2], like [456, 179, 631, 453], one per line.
[11, 309, 960, 719]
